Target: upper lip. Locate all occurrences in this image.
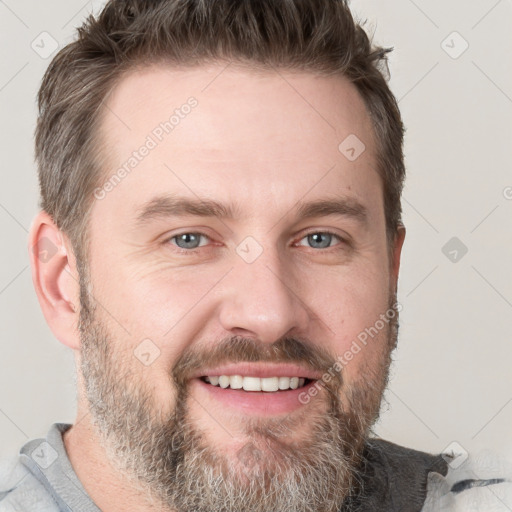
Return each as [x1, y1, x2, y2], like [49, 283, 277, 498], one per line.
[192, 363, 323, 380]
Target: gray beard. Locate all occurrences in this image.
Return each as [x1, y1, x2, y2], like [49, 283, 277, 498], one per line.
[78, 281, 398, 512]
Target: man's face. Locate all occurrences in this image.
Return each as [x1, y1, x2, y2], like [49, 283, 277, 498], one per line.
[78, 63, 401, 511]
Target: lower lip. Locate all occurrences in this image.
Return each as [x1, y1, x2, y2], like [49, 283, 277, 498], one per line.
[193, 378, 318, 416]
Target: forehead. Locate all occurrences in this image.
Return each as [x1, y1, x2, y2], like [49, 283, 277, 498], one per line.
[94, 63, 381, 223]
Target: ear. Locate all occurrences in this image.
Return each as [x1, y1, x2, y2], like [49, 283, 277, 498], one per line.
[390, 224, 406, 291]
[28, 211, 81, 350]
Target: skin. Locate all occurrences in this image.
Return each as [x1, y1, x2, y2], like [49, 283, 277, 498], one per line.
[29, 62, 405, 511]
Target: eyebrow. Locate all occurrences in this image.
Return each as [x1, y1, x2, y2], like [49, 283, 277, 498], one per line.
[135, 194, 367, 226]
[295, 197, 367, 223]
[135, 195, 240, 224]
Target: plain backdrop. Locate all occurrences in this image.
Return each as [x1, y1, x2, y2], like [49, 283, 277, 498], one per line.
[1, 0, 511, 462]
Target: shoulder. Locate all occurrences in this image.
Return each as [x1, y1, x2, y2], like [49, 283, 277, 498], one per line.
[421, 447, 512, 511]
[0, 455, 60, 512]
[347, 437, 449, 511]
[365, 437, 449, 472]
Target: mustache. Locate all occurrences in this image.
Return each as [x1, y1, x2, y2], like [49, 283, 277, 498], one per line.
[172, 335, 342, 389]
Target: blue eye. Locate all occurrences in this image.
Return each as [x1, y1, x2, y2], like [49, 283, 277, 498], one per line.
[171, 233, 209, 250]
[298, 232, 341, 249]
[167, 231, 343, 253]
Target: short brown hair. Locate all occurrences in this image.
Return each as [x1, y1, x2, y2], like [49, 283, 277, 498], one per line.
[35, 0, 405, 263]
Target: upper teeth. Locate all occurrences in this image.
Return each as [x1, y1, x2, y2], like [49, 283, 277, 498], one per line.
[204, 376, 307, 392]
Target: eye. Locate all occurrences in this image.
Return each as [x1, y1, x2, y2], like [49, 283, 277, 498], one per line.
[297, 231, 343, 249]
[170, 232, 210, 250]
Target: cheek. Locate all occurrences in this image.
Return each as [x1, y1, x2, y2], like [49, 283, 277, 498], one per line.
[310, 256, 390, 319]
[304, 261, 392, 372]
[88, 263, 226, 402]
[91, 251, 216, 338]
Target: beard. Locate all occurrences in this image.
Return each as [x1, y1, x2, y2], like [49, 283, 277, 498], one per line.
[77, 273, 399, 512]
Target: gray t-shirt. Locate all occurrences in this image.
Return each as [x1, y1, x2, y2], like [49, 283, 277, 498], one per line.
[0, 424, 98, 511]
[0, 423, 508, 511]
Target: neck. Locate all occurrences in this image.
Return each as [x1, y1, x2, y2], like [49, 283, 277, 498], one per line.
[63, 409, 174, 512]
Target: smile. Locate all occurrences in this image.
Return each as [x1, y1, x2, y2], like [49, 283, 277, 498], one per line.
[201, 375, 311, 392]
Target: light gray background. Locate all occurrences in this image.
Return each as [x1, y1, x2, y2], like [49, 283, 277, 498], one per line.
[1, 0, 511, 462]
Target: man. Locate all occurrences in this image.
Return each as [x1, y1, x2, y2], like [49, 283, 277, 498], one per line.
[0, 0, 510, 510]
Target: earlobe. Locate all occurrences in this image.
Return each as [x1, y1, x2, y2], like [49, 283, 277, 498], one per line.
[28, 211, 81, 350]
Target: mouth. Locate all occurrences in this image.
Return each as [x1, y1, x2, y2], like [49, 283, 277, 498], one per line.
[191, 364, 322, 416]
[200, 375, 312, 391]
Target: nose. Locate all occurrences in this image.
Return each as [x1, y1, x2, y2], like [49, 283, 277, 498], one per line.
[217, 249, 310, 344]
